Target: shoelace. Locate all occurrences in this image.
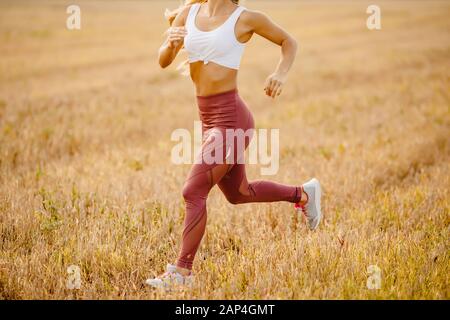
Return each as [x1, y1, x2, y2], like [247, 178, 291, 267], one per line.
[294, 186, 309, 217]
[158, 270, 190, 284]
[155, 271, 174, 283]
[160, 271, 172, 279]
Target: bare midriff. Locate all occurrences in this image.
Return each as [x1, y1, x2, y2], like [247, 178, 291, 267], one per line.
[189, 61, 238, 96]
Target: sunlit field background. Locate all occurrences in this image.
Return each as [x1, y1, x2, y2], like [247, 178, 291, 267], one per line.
[0, 0, 449, 299]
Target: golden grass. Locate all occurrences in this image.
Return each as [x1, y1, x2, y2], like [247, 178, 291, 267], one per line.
[0, 0, 449, 299]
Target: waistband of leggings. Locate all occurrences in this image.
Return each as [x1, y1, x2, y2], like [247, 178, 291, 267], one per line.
[196, 89, 238, 104]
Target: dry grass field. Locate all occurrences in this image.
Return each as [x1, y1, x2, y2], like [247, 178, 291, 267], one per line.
[0, 0, 449, 299]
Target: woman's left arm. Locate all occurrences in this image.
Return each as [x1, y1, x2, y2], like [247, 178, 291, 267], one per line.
[242, 11, 298, 98]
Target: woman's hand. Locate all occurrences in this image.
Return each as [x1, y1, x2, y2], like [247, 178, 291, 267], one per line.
[158, 5, 190, 68]
[167, 26, 187, 49]
[241, 10, 298, 98]
[264, 72, 287, 99]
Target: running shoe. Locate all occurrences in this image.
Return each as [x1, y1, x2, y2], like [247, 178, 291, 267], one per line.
[294, 178, 322, 230]
[145, 264, 193, 289]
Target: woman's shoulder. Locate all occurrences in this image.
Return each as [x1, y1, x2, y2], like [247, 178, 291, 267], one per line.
[179, 4, 195, 19]
[168, 4, 194, 27]
[239, 8, 271, 27]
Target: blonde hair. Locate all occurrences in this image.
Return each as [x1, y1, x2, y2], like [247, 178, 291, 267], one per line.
[164, 0, 240, 75]
[165, 0, 240, 26]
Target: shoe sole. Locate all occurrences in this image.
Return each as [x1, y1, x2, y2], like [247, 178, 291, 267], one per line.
[310, 178, 322, 231]
[144, 278, 194, 290]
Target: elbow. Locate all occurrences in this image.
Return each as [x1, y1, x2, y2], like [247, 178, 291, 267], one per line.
[159, 60, 169, 69]
[157, 47, 171, 69]
[281, 35, 298, 54]
[289, 36, 298, 52]
[158, 55, 170, 69]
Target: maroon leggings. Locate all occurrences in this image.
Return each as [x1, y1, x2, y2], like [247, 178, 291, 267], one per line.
[177, 89, 301, 270]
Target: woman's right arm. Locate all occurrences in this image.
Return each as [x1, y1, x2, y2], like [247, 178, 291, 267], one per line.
[158, 6, 190, 68]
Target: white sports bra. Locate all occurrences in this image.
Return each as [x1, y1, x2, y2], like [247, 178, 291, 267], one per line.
[184, 3, 247, 70]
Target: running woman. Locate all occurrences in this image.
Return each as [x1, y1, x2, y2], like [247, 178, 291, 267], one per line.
[146, 0, 322, 288]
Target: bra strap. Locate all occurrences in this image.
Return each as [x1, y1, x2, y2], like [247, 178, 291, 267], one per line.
[186, 3, 201, 28]
[226, 6, 246, 28]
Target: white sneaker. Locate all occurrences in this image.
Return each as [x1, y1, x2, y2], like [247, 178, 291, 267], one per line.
[294, 178, 322, 230]
[145, 264, 193, 289]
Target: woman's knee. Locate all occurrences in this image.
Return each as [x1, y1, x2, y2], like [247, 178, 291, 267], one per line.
[221, 181, 252, 205]
[223, 190, 250, 205]
[225, 194, 242, 205]
[182, 182, 197, 201]
[182, 178, 210, 203]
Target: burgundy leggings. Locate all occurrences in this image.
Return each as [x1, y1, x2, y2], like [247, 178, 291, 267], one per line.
[177, 89, 301, 270]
